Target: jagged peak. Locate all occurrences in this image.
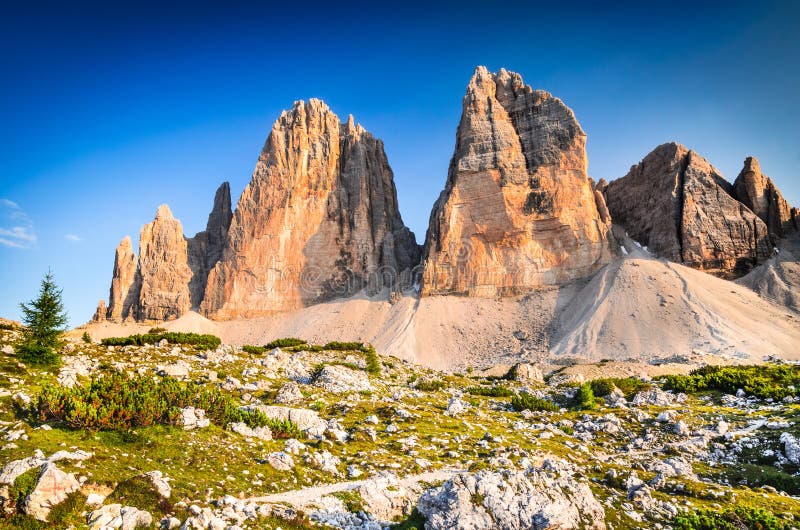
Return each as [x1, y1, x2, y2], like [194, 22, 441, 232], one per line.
[154, 204, 174, 220]
[117, 235, 133, 249]
[740, 156, 761, 175]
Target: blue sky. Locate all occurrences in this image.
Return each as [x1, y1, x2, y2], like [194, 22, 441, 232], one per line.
[1, 1, 798, 326]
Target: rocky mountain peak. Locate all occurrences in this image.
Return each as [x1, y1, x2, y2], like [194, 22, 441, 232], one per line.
[420, 67, 615, 297]
[201, 99, 420, 319]
[604, 143, 771, 275]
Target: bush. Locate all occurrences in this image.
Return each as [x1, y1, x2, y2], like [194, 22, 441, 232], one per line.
[672, 505, 787, 530]
[81, 331, 92, 344]
[575, 383, 596, 410]
[101, 332, 221, 350]
[511, 392, 559, 412]
[148, 327, 167, 334]
[16, 342, 60, 367]
[660, 364, 800, 400]
[363, 344, 381, 375]
[242, 345, 267, 355]
[415, 379, 446, 392]
[32, 372, 298, 435]
[264, 338, 307, 349]
[467, 385, 514, 398]
[323, 341, 364, 351]
[589, 377, 650, 399]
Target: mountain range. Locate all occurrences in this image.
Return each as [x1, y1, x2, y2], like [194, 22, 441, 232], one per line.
[89, 66, 800, 369]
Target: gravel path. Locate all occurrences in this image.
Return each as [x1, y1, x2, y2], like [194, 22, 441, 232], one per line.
[246, 468, 462, 508]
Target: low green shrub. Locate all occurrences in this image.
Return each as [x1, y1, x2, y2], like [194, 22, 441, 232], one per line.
[392, 508, 426, 530]
[511, 392, 559, 412]
[660, 364, 800, 399]
[575, 383, 596, 410]
[467, 385, 514, 398]
[264, 338, 307, 349]
[81, 331, 92, 343]
[101, 332, 221, 350]
[415, 379, 446, 392]
[148, 327, 167, 334]
[672, 505, 788, 530]
[363, 344, 381, 375]
[32, 373, 297, 435]
[323, 341, 364, 351]
[719, 463, 800, 495]
[242, 345, 267, 355]
[589, 377, 650, 398]
[15, 342, 60, 367]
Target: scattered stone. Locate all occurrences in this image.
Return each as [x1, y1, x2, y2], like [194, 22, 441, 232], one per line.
[314, 364, 372, 394]
[180, 407, 210, 430]
[266, 452, 295, 471]
[274, 381, 304, 404]
[23, 463, 81, 521]
[228, 422, 272, 441]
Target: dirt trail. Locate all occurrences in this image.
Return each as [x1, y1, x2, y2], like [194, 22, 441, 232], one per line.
[246, 468, 462, 508]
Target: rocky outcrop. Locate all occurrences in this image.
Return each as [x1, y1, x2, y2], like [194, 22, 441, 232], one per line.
[136, 205, 194, 321]
[733, 156, 797, 238]
[201, 99, 420, 319]
[418, 461, 606, 530]
[420, 67, 615, 297]
[106, 236, 140, 321]
[604, 143, 771, 274]
[99, 184, 232, 322]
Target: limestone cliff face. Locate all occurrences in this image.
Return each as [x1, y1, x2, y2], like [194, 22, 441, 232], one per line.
[604, 143, 771, 274]
[420, 67, 615, 297]
[106, 236, 140, 322]
[201, 99, 420, 319]
[136, 205, 194, 321]
[100, 185, 232, 322]
[733, 157, 797, 238]
[187, 182, 233, 307]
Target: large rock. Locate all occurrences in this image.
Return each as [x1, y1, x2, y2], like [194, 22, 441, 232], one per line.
[418, 463, 605, 530]
[23, 463, 81, 521]
[420, 67, 615, 297]
[604, 143, 771, 275]
[106, 236, 141, 322]
[202, 99, 420, 319]
[733, 156, 797, 238]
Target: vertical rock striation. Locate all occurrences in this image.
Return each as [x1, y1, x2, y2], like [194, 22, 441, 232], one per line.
[136, 205, 194, 321]
[201, 99, 420, 319]
[420, 66, 615, 297]
[733, 156, 797, 238]
[604, 143, 771, 274]
[106, 236, 141, 322]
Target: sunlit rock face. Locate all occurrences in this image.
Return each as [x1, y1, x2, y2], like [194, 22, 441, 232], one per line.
[201, 99, 420, 319]
[420, 66, 616, 297]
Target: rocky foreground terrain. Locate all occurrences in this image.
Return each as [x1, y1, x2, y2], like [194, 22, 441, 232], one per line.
[4, 324, 800, 529]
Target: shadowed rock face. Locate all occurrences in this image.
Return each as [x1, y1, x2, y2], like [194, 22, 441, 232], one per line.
[187, 182, 233, 307]
[201, 99, 420, 319]
[420, 66, 616, 297]
[604, 143, 771, 275]
[733, 156, 797, 238]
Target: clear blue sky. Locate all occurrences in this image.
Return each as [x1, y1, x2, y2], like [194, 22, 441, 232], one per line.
[1, 1, 798, 326]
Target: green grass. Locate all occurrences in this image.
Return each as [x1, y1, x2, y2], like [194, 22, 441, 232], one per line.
[415, 379, 446, 392]
[106, 474, 173, 515]
[392, 508, 426, 530]
[589, 377, 650, 398]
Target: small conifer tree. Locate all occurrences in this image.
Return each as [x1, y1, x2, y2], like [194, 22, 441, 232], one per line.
[17, 271, 68, 366]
